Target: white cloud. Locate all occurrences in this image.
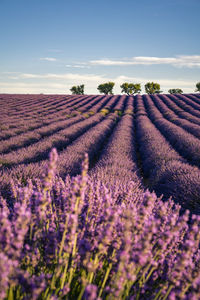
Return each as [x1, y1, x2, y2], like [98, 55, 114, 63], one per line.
[18, 72, 105, 82]
[21, 73, 41, 78]
[114, 75, 195, 87]
[8, 76, 19, 80]
[0, 72, 197, 94]
[47, 49, 62, 53]
[89, 55, 200, 67]
[2, 71, 21, 74]
[0, 82, 68, 94]
[113, 75, 196, 93]
[90, 59, 128, 66]
[40, 57, 57, 62]
[0, 72, 109, 94]
[65, 64, 90, 69]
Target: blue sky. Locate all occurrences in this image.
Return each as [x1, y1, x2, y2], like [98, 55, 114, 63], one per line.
[0, 0, 200, 94]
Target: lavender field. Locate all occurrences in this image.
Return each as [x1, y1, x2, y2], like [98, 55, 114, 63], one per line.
[0, 93, 200, 299]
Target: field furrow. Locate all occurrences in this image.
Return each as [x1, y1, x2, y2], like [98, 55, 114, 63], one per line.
[90, 96, 142, 187]
[167, 94, 200, 118]
[134, 95, 200, 212]
[150, 95, 200, 139]
[143, 94, 200, 168]
[159, 94, 200, 126]
[0, 113, 105, 166]
[0, 95, 108, 142]
[1, 93, 200, 214]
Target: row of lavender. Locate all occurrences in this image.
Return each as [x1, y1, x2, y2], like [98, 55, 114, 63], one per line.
[0, 95, 113, 151]
[0, 95, 123, 166]
[0, 95, 132, 198]
[1, 93, 199, 140]
[1, 93, 200, 212]
[134, 95, 200, 213]
[0, 94, 110, 140]
[0, 93, 126, 134]
[0, 94, 126, 146]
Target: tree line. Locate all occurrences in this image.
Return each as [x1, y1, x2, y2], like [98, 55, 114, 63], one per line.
[70, 82, 200, 95]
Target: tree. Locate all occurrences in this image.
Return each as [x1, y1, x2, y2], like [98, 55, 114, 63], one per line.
[195, 82, 200, 92]
[97, 82, 115, 95]
[120, 83, 141, 95]
[70, 84, 84, 95]
[168, 88, 183, 94]
[145, 82, 162, 94]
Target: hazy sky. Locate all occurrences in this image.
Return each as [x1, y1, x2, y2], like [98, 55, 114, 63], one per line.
[0, 0, 200, 94]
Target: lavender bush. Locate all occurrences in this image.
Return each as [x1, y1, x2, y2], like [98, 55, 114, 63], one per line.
[0, 149, 200, 300]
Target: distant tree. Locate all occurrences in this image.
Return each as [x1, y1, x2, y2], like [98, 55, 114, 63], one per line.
[168, 88, 183, 94]
[70, 84, 84, 95]
[145, 82, 162, 94]
[120, 83, 141, 95]
[97, 82, 115, 95]
[195, 82, 200, 92]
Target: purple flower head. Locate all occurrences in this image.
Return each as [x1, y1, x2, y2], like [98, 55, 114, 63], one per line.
[83, 284, 98, 300]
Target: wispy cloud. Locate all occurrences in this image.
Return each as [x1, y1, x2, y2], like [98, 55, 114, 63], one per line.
[20, 73, 41, 78]
[47, 49, 62, 53]
[65, 64, 90, 69]
[0, 72, 108, 94]
[114, 75, 196, 90]
[0, 72, 197, 94]
[18, 72, 104, 81]
[89, 55, 200, 67]
[40, 57, 58, 62]
[2, 71, 21, 74]
[0, 81, 68, 94]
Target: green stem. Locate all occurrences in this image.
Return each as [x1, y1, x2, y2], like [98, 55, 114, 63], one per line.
[74, 196, 80, 213]
[50, 264, 64, 290]
[8, 286, 14, 300]
[46, 293, 52, 300]
[50, 273, 57, 290]
[87, 254, 99, 284]
[68, 233, 78, 286]
[98, 262, 113, 298]
[163, 285, 173, 300]
[46, 219, 50, 231]
[77, 284, 86, 300]
[136, 287, 141, 300]
[153, 287, 163, 300]
[58, 215, 69, 259]
[181, 283, 191, 297]
[29, 223, 33, 240]
[122, 280, 135, 300]
[145, 266, 157, 283]
[43, 287, 50, 299]
[60, 263, 69, 290]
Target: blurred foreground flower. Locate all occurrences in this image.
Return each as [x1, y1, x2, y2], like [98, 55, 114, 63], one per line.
[0, 148, 199, 299]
